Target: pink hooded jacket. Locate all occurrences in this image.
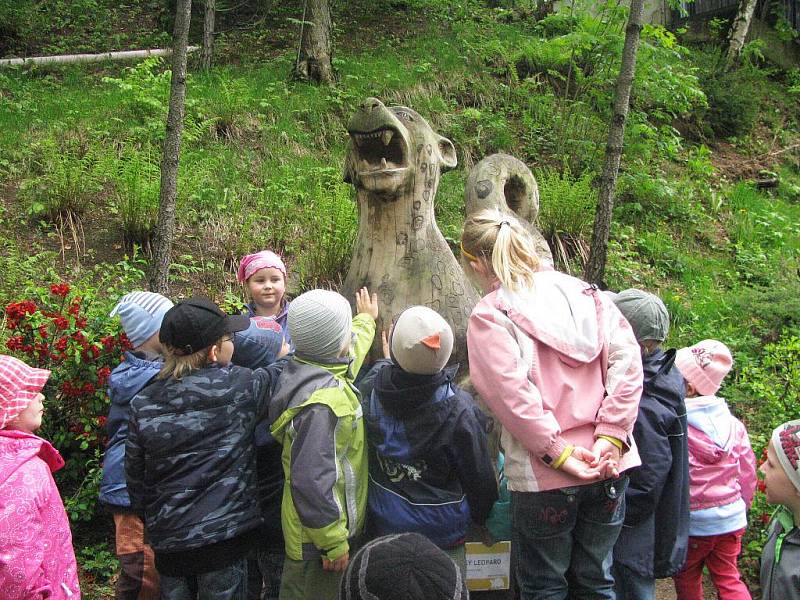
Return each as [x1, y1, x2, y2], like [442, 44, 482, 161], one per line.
[468, 270, 643, 492]
[0, 429, 80, 599]
[685, 395, 756, 512]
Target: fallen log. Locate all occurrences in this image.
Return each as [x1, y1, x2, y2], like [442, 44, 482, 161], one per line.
[0, 46, 199, 67]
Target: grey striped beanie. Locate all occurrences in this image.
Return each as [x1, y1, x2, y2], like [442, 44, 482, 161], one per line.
[110, 291, 174, 348]
[288, 289, 352, 360]
[339, 533, 469, 600]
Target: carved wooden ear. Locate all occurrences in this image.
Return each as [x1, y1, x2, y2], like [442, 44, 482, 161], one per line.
[438, 136, 457, 171]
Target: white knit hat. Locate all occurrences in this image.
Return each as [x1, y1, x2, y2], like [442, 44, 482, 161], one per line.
[288, 290, 352, 360]
[390, 306, 453, 375]
[772, 420, 800, 493]
[110, 291, 174, 348]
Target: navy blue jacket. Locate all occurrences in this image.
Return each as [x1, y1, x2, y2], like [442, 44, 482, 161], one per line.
[614, 348, 689, 578]
[99, 351, 162, 509]
[359, 360, 498, 549]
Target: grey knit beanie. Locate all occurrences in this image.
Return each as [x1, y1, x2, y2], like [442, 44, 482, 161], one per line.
[390, 306, 453, 375]
[339, 533, 469, 600]
[110, 291, 174, 348]
[612, 288, 669, 343]
[288, 289, 352, 360]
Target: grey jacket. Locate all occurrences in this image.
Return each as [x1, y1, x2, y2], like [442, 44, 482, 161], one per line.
[760, 508, 800, 600]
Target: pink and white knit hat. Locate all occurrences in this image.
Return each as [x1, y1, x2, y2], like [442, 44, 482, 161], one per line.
[772, 420, 800, 493]
[0, 355, 50, 429]
[237, 250, 287, 283]
[675, 339, 733, 396]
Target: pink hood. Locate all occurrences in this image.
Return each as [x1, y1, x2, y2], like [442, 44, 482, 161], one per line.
[685, 396, 756, 511]
[468, 270, 643, 492]
[0, 430, 80, 599]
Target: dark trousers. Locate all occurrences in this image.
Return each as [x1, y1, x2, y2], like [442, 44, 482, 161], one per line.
[511, 476, 628, 600]
[160, 557, 248, 600]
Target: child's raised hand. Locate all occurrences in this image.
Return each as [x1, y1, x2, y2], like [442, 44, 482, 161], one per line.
[356, 287, 379, 320]
[381, 330, 391, 359]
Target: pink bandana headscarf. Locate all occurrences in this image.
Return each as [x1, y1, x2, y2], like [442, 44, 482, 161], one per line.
[0, 355, 50, 429]
[237, 251, 287, 283]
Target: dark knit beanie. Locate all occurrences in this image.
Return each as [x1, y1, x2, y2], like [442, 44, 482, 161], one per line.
[339, 533, 469, 600]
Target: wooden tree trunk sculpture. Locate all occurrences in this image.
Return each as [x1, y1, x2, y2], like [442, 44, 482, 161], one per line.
[465, 153, 554, 268]
[342, 98, 480, 363]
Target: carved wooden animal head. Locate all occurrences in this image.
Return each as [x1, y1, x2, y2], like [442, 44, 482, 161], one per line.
[343, 97, 457, 199]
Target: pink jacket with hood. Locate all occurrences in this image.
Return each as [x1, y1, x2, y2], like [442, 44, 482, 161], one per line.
[685, 395, 756, 536]
[0, 429, 80, 599]
[468, 269, 643, 492]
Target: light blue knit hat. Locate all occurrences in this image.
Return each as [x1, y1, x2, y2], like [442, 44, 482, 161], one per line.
[110, 291, 174, 348]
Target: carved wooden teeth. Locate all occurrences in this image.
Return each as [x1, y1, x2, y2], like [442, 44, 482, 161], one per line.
[381, 130, 393, 145]
[353, 130, 394, 146]
[381, 157, 388, 168]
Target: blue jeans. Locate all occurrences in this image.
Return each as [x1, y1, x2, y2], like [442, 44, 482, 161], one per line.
[612, 561, 655, 600]
[160, 557, 248, 600]
[511, 475, 628, 600]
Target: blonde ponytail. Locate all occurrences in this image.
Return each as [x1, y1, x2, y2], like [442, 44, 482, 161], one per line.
[461, 209, 540, 292]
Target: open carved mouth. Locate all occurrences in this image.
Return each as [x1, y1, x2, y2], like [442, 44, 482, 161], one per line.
[351, 127, 408, 174]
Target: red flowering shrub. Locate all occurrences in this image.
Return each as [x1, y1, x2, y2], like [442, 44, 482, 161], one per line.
[3, 282, 132, 522]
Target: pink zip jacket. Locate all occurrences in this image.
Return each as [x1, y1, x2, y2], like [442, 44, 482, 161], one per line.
[686, 395, 756, 513]
[0, 429, 80, 599]
[468, 270, 643, 492]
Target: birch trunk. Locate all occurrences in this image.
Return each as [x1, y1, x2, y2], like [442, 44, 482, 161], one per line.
[149, 0, 192, 294]
[202, 0, 215, 69]
[585, 0, 645, 286]
[726, 0, 759, 67]
[0, 47, 197, 67]
[293, 0, 336, 84]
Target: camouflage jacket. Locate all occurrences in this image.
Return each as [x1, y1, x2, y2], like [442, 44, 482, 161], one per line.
[125, 361, 284, 552]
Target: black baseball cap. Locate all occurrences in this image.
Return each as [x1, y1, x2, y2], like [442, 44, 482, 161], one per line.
[159, 297, 250, 355]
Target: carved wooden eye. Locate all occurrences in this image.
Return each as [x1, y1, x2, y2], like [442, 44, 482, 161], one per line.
[396, 111, 415, 122]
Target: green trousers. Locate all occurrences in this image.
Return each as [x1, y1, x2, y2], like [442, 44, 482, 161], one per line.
[278, 557, 342, 600]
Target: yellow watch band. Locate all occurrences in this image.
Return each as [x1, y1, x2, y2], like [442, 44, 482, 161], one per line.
[597, 435, 623, 450]
[552, 445, 574, 470]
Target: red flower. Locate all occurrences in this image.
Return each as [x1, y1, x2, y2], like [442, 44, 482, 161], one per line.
[50, 283, 70, 297]
[37, 325, 49, 339]
[5, 336, 24, 351]
[760, 513, 771, 525]
[70, 331, 87, 346]
[97, 366, 112, 385]
[100, 335, 116, 350]
[96, 415, 107, 427]
[82, 382, 96, 394]
[5, 318, 19, 330]
[67, 301, 81, 317]
[119, 333, 133, 351]
[54, 337, 68, 352]
[75, 318, 87, 329]
[5, 300, 37, 320]
[757, 480, 767, 493]
[52, 316, 70, 330]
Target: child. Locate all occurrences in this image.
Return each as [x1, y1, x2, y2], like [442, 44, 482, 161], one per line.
[0, 355, 80, 598]
[610, 289, 690, 600]
[672, 339, 756, 600]
[125, 297, 286, 600]
[238, 250, 292, 348]
[269, 287, 378, 600]
[356, 305, 498, 575]
[100, 290, 173, 600]
[461, 209, 643, 599]
[759, 420, 800, 600]
[338, 533, 469, 600]
[230, 316, 291, 600]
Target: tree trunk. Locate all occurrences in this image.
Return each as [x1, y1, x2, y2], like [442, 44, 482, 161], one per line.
[293, 0, 336, 84]
[585, 0, 645, 286]
[201, 0, 215, 69]
[0, 47, 198, 67]
[149, 0, 192, 294]
[726, 0, 759, 67]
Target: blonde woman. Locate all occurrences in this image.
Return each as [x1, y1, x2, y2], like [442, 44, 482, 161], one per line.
[462, 209, 643, 599]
